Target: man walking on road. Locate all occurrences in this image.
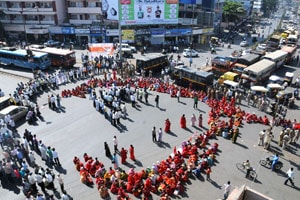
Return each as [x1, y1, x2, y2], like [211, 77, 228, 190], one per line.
[223, 181, 231, 200]
[284, 167, 295, 186]
[113, 136, 119, 153]
[152, 127, 157, 143]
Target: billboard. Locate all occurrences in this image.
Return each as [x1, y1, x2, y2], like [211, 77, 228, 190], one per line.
[102, 0, 119, 20]
[119, 0, 179, 25]
[122, 29, 135, 43]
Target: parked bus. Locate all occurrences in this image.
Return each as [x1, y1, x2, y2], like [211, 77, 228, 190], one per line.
[172, 66, 214, 90]
[241, 59, 276, 87]
[0, 48, 51, 70]
[262, 50, 288, 69]
[232, 53, 260, 75]
[280, 45, 297, 64]
[29, 45, 76, 67]
[135, 53, 169, 74]
[211, 56, 237, 76]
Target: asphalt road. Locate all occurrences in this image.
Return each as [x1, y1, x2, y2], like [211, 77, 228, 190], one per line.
[0, 64, 299, 200]
[0, 14, 299, 200]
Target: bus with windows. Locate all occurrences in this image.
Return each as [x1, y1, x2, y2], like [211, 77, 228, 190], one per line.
[135, 53, 169, 75]
[262, 50, 288, 69]
[29, 45, 76, 67]
[280, 45, 297, 64]
[241, 59, 276, 87]
[0, 48, 51, 70]
[172, 66, 214, 90]
[211, 56, 237, 76]
[232, 53, 261, 75]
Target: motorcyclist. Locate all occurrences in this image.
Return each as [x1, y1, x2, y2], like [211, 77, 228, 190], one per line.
[271, 154, 279, 171]
[243, 160, 251, 178]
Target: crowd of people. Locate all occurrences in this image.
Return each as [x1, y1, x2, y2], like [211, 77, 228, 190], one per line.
[1, 54, 299, 200]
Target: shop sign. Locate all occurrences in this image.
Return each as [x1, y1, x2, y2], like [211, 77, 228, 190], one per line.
[75, 28, 90, 34]
[165, 28, 192, 36]
[106, 29, 120, 36]
[62, 27, 75, 34]
[150, 28, 165, 35]
[48, 26, 62, 34]
[135, 29, 151, 35]
[122, 29, 135, 43]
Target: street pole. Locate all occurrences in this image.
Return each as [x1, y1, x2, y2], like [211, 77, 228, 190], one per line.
[118, 0, 123, 78]
[21, 11, 28, 47]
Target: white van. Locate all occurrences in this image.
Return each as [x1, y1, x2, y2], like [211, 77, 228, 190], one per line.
[117, 43, 137, 53]
[223, 80, 240, 91]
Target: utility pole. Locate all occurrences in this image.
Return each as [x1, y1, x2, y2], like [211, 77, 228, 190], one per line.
[118, 0, 123, 78]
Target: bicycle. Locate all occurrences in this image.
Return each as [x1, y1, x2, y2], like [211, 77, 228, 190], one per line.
[236, 163, 257, 180]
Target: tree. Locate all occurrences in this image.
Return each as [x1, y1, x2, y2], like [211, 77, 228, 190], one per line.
[222, 0, 246, 23]
[261, 0, 279, 17]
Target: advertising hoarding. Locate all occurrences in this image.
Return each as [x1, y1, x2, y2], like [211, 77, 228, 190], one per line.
[122, 29, 135, 43]
[119, 0, 179, 25]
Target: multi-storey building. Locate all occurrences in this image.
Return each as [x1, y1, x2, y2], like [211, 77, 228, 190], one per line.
[0, 0, 218, 46]
[0, 0, 67, 43]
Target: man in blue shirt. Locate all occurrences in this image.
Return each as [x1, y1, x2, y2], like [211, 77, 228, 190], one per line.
[271, 154, 279, 171]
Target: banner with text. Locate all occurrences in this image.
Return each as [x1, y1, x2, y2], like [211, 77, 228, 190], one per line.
[120, 0, 179, 25]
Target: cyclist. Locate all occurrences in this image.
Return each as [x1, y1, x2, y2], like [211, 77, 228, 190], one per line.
[243, 160, 251, 178]
[271, 154, 279, 171]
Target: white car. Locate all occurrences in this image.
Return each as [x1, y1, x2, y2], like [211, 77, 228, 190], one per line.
[257, 43, 266, 50]
[182, 49, 199, 57]
[240, 41, 249, 47]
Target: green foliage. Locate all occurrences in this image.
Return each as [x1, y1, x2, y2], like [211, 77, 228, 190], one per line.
[223, 0, 246, 22]
[262, 0, 279, 17]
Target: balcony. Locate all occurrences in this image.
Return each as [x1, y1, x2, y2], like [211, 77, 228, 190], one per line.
[69, 19, 94, 25]
[68, 7, 102, 14]
[40, 20, 56, 25]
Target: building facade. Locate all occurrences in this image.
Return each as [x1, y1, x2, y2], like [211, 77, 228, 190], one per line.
[0, 0, 67, 43]
[1, 0, 219, 46]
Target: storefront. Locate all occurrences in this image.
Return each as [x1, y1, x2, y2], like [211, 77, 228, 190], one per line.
[75, 28, 90, 46]
[135, 29, 151, 47]
[90, 26, 106, 43]
[48, 26, 63, 41]
[26, 28, 49, 43]
[150, 28, 165, 45]
[165, 28, 192, 45]
[105, 29, 119, 43]
[61, 27, 76, 43]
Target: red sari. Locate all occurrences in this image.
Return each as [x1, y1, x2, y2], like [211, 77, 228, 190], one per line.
[180, 115, 186, 129]
[129, 145, 135, 161]
[164, 119, 171, 133]
[120, 148, 128, 164]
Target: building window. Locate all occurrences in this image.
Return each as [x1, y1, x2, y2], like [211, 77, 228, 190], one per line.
[70, 14, 78, 20]
[69, 2, 76, 7]
[11, 2, 21, 8]
[43, 15, 54, 21]
[40, 2, 52, 8]
[87, 2, 96, 8]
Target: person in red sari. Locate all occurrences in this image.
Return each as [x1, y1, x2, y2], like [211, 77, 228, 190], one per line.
[129, 144, 136, 161]
[198, 114, 203, 128]
[180, 114, 186, 128]
[120, 148, 128, 164]
[113, 69, 117, 80]
[164, 118, 171, 133]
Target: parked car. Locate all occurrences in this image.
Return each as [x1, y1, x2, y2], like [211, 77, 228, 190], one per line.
[44, 40, 61, 47]
[0, 106, 28, 122]
[240, 40, 249, 47]
[182, 49, 199, 57]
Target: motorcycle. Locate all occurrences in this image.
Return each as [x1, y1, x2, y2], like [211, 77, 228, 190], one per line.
[259, 156, 283, 170]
